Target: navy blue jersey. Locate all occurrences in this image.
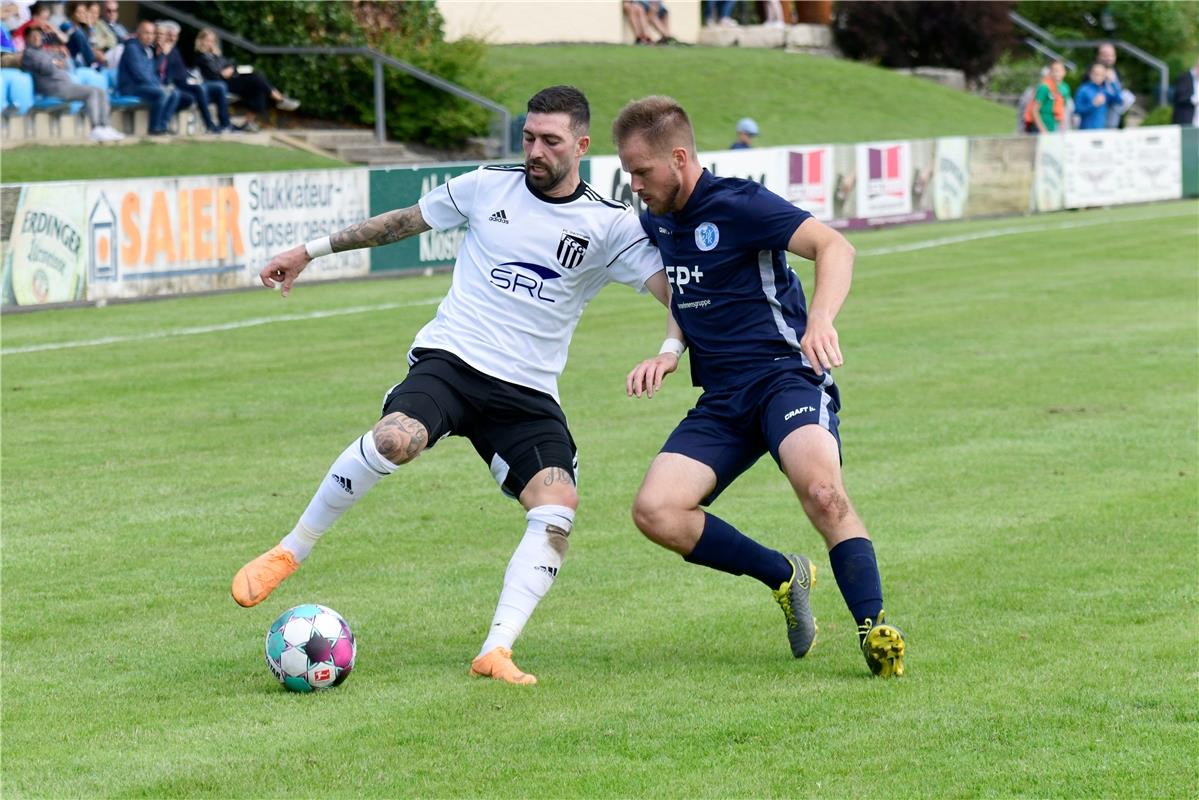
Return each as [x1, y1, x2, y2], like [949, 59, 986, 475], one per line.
[641, 170, 813, 390]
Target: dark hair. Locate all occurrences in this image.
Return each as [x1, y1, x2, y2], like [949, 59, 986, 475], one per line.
[612, 95, 695, 154]
[527, 85, 590, 135]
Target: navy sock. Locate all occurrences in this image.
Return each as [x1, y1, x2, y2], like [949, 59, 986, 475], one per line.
[828, 537, 884, 627]
[683, 512, 793, 589]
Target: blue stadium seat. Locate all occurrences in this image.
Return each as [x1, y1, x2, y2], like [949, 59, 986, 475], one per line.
[1, 68, 34, 115]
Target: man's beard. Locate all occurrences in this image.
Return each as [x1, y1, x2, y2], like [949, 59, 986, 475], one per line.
[646, 175, 681, 215]
[526, 158, 569, 192]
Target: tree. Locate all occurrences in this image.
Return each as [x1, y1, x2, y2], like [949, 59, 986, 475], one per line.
[832, 1, 1015, 81]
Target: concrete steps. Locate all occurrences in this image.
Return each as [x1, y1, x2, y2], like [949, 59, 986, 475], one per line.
[698, 22, 836, 55]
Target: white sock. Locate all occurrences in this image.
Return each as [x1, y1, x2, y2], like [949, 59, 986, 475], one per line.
[279, 432, 397, 561]
[478, 505, 574, 657]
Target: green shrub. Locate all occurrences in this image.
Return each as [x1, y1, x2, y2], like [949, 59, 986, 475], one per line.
[164, 0, 502, 145]
[1139, 104, 1175, 125]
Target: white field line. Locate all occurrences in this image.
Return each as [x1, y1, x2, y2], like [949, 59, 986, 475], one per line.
[855, 207, 1197, 258]
[2, 298, 442, 356]
[5, 206, 1195, 356]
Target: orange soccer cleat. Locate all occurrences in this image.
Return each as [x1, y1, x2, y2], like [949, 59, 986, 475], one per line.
[469, 647, 537, 685]
[231, 545, 299, 608]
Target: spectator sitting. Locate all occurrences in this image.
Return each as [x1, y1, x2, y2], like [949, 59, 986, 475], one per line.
[1, 3, 17, 52]
[622, 0, 654, 45]
[86, 1, 116, 56]
[14, 2, 71, 57]
[156, 19, 230, 134]
[640, 1, 676, 43]
[1075, 63, 1120, 130]
[62, 0, 102, 67]
[17, 26, 123, 140]
[117, 20, 179, 135]
[96, 0, 126, 42]
[703, 0, 737, 27]
[1097, 42, 1134, 128]
[193, 27, 299, 133]
[1024, 61, 1070, 134]
[1173, 57, 1199, 127]
[730, 116, 758, 149]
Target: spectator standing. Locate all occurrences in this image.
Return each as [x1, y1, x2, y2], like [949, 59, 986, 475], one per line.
[193, 27, 299, 133]
[703, 0, 737, 27]
[156, 19, 229, 134]
[1172, 58, 1199, 127]
[1096, 42, 1133, 128]
[1075, 62, 1120, 130]
[1025, 61, 1070, 134]
[18, 26, 123, 140]
[117, 19, 178, 135]
[730, 116, 757, 148]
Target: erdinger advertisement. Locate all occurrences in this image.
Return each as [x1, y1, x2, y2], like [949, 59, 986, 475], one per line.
[2, 185, 88, 306]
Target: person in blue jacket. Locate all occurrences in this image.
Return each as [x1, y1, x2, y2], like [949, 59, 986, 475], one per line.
[1075, 63, 1121, 130]
[116, 19, 178, 135]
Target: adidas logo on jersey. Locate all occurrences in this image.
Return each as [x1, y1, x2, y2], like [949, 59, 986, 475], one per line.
[488, 209, 509, 224]
[332, 474, 353, 494]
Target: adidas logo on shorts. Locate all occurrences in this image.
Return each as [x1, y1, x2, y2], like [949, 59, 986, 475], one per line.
[488, 209, 509, 224]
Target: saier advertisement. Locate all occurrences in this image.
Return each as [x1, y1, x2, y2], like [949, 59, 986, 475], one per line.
[1, 169, 370, 306]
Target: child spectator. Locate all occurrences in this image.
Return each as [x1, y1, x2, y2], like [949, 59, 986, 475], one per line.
[730, 117, 758, 149]
[1075, 63, 1119, 130]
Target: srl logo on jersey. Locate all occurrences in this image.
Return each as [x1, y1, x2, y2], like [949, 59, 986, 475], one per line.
[490, 261, 561, 303]
[695, 222, 719, 251]
[556, 230, 590, 269]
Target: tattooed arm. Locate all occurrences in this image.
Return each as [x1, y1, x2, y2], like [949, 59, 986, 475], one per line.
[259, 205, 431, 297]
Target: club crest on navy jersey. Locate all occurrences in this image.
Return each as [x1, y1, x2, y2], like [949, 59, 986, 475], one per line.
[695, 222, 719, 251]
[556, 231, 590, 269]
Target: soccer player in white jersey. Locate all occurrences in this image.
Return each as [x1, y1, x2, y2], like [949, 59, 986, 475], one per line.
[232, 86, 672, 685]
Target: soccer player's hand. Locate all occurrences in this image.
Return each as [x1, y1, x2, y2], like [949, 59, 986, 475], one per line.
[626, 353, 678, 399]
[800, 311, 843, 376]
[260, 245, 312, 297]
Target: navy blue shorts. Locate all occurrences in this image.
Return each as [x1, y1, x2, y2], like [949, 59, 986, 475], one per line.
[660, 366, 841, 505]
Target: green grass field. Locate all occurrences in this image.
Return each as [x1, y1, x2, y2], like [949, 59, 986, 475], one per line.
[2, 201, 1197, 797]
[486, 45, 1016, 153]
[0, 140, 350, 185]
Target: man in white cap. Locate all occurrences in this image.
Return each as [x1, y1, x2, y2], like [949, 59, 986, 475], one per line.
[731, 117, 758, 149]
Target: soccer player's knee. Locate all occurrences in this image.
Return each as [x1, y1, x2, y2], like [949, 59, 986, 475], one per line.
[370, 413, 427, 465]
[631, 493, 670, 539]
[805, 480, 851, 523]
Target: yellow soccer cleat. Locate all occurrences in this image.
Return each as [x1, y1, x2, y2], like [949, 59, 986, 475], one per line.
[859, 611, 906, 678]
[470, 647, 537, 685]
[231, 545, 299, 608]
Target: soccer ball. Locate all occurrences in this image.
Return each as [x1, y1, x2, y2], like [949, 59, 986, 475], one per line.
[265, 604, 356, 692]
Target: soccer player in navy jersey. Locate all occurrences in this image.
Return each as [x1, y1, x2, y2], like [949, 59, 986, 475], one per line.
[614, 96, 905, 677]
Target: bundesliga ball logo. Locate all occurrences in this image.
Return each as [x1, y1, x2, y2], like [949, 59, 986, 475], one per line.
[265, 604, 356, 692]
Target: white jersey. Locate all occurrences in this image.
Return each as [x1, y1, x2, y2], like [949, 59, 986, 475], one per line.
[414, 165, 662, 401]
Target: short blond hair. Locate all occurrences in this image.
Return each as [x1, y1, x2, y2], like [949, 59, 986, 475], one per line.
[612, 95, 696, 155]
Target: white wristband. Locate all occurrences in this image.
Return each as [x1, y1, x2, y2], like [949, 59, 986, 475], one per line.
[658, 337, 685, 358]
[304, 236, 332, 259]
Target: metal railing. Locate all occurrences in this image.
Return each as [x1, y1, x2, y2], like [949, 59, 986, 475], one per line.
[1009, 10, 1169, 107]
[139, 0, 511, 155]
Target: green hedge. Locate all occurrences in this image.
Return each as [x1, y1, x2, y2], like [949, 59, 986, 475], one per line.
[166, 1, 502, 145]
